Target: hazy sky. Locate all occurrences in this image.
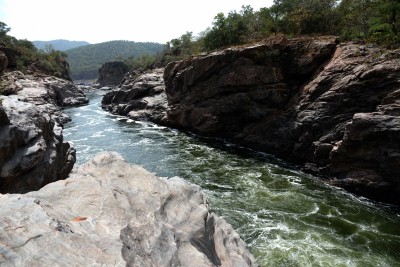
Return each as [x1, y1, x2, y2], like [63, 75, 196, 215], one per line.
[0, 0, 273, 44]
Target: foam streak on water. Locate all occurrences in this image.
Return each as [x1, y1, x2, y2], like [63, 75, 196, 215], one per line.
[64, 92, 400, 267]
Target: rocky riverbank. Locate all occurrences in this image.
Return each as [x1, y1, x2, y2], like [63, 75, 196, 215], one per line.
[0, 152, 258, 267]
[101, 68, 167, 124]
[164, 36, 400, 205]
[0, 71, 88, 193]
[102, 36, 400, 206]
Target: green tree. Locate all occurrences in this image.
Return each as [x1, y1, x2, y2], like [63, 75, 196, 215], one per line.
[0, 21, 10, 38]
[203, 11, 247, 50]
[369, 0, 400, 43]
[271, 0, 339, 35]
[337, 0, 375, 40]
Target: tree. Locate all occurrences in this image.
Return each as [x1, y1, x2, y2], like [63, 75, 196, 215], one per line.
[371, 0, 400, 38]
[337, 0, 375, 40]
[0, 21, 11, 38]
[270, 0, 339, 35]
[203, 11, 247, 50]
[44, 43, 55, 53]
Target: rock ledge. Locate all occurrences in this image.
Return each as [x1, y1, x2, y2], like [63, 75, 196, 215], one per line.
[0, 152, 258, 267]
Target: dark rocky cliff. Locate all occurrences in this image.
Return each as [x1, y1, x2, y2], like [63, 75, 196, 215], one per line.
[97, 61, 130, 87]
[162, 36, 400, 205]
[101, 37, 400, 206]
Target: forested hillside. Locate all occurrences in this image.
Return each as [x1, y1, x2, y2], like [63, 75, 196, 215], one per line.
[33, 40, 90, 51]
[66, 41, 164, 80]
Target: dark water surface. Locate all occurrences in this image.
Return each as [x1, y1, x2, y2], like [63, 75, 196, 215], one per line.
[64, 91, 400, 267]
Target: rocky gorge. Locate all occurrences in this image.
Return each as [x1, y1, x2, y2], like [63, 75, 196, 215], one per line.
[102, 36, 400, 206]
[0, 53, 258, 265]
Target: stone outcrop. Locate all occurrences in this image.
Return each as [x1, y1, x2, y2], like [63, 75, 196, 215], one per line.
[0, 95, 75, 193]
[1, 71, 88, 124]
[162, 36, 400, 205]
[102, 68, 167, 124]
[0, 71, 88, 193]
[98, 61, 130, 87]
[0, 152, 258, 267]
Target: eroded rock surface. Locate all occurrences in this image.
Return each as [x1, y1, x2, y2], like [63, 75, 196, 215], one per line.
[102, 68, 167, 124]
[0, 71, 88, 193]
[0, 152, 258, 267]
[0, 96, 75, 193]
[162, 37, 400, 205]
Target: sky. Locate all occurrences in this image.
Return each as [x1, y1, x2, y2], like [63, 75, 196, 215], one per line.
[0, 0, 273, 44]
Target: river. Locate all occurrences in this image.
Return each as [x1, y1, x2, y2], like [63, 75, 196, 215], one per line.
[63, 91, 400, 267]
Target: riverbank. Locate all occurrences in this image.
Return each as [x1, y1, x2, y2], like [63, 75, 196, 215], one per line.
[102, 36, 400, 206]
[65, 91, 400, 266]
[0, 71, 259, 266]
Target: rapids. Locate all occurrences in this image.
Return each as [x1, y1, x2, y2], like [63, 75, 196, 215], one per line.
[64, 91, 400, 267]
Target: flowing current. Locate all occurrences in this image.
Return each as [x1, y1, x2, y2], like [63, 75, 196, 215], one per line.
[64, 91, 400, 267]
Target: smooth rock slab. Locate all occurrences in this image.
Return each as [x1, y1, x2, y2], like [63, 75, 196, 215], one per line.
[0, 152, 258, 267]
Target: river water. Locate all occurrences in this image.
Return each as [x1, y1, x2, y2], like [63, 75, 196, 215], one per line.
[63, 91, 400, 267]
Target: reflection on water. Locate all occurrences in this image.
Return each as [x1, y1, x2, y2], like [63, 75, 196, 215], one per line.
[64, 91, 400, 267]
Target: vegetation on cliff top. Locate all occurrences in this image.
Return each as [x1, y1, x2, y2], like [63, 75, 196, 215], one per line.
[4, 0, 398, 80]
[201, 0, 400, 50]
[130, 0, 400, 71]
[0, 21, 71, 80]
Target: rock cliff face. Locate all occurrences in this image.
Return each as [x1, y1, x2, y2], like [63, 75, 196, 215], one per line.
[98, 61, 130, 87]
[163, 37, 400, 205]
[0, 152, 258, 267]
[0, 71, 88, 193]
[0, 96, 75, 193]
[102, 68, 167, 124]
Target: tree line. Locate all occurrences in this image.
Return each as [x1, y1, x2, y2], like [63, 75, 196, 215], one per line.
[202, 0, 400, 50]
[129, 0, 399, 71]
[2, 0, 399, 79]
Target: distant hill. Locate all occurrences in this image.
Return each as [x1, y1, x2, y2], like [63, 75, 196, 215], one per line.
[33, 40, 90, 51]
[65, 40, 164, 80]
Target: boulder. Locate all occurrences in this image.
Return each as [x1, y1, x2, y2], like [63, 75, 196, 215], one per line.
[98, 61, 130, 87]
[162, 37, 400, 205]
[0, 95, 75, 193]
[0, 152, 258, 267]
[102, 68, 167, 124]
